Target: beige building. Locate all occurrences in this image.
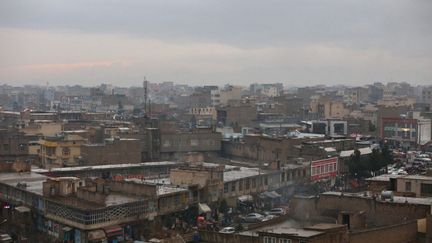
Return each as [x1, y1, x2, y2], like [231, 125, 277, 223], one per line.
[377, 96, 416, 108]
[211, 85, 243, 107]
[39, 133, 87, 168]
[20, 121, 63, 136]
[310, 96, 349, 119]
[170, 161, 224, 203]
[189, 107, 217, 120]
[396, 175, 432, 197]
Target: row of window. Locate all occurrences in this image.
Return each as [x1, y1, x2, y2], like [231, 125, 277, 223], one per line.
[224, 176, 268, 193]
[281, 169, 306, 182]
[311, 163, 337, 176]
[263, 236, 306, 243]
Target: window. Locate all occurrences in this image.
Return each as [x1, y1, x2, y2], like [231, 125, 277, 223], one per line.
[421, 183, 432, 196]
[405, 181, 411, 192]
[190, 139, 199, 146]
[231, 182, 236, 192]
[245, 179, 250, 190]
[252, 178, 256, 188]
[62, 147, 70, 156]
[3, 144, 9, 151]
[239, 180, 243, 191]
[224, 183, 228, 193]
[264, 177, 268, 185]
[263, 237, 276, 243]
[279, 239, 291, 243]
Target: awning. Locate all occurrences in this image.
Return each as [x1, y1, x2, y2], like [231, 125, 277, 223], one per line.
[14, 206, 30, 213]
[238, 195, 253, 202]
[198, 203, 211, 214]
[88, 230, 106, 241]
[62, 226, 72, 232]
[418, 218, 426, 234]
[103, 225, 123, 237]
[259, 191, 281, 199]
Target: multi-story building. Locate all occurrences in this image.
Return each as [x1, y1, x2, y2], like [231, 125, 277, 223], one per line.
[0, 128, 38, 162]
[80, 138, 142, 165]
[211, 85, 243, 107]
[39, 133, 87, 168]
[310, 120, 348, 137]
[380, 117, 431, 148]
[0, 169, 195, 242]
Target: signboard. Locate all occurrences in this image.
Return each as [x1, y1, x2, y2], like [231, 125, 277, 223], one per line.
[311, 157, 338, 181]
[384, 127, 416, 132]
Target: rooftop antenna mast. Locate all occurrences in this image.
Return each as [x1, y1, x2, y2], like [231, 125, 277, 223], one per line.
[143, 76, 148, 116]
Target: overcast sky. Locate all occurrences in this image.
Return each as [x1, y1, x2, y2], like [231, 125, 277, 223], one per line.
[1, 0, 431, 87]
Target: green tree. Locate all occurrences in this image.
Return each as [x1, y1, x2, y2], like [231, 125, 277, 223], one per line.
[369, 148, 383, 172]
[381, 145, 393, 165]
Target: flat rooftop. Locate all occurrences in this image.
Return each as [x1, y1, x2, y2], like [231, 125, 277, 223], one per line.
[322, 191, 432, 206]
[365, 174, 403, 182]
[0, 172, 47, 195]
[223, 167, 261, 182]
[259, 227, 324, 238]
[304, 223, 346, 231]
[125, 178, 188, 196]
[399, 175, 432, 181]
[202, 162, 271, 182]
[32, 161, 181, 173]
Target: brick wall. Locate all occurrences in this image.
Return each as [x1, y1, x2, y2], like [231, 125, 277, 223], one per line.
[81, 139, 141, 165]
[290, 194, 430, 227]
[349, 220, 418, 243]
[199, 230, 259, 243]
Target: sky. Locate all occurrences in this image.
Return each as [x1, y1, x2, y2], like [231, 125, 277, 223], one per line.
[0, 0, 431, 87]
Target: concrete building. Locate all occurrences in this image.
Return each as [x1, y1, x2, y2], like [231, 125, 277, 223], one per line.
[223, 134, 322, 165]
[188, 106, 217, 121]
[0, 161, 197, 242]
[396, 175, 432, 198]
[310, 120, 348, 136]
[211, 85, 243, 107]
[380, 117, 431, 148]
[310, 96, 349, 119]
[39, 133, 87, 168]
[217, 102, 258, 130]
[259, 224, 348, 243]
[0, 128, 38, 162]
[80, 138, 141, 165]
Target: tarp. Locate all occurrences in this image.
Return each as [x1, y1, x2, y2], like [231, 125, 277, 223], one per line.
[103, 225, 123, 237]
[259, 191, 281, 199]
[88, 230, 106, 241]
[198, 203, 211, 214]
[14, 206, 30, 213]
[238, 195, 253, 202]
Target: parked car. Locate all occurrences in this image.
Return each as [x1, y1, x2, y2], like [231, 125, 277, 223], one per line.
[262, 215, 276, 221]
[242, 213, 264, 223]
[268, 208, 285, 216]
[219, 227, 236, 234]
[0, 234, 12, 243]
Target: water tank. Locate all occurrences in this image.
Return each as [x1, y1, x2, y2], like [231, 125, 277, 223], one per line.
[381, 190, 394, 201]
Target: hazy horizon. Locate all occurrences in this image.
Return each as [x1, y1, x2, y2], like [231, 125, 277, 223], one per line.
[1, 0, 432, 86]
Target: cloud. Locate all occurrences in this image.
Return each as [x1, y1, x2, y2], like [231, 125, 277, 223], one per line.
[0, 0, 431, 86]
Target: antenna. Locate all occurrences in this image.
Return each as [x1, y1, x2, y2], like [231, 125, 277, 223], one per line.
[149, 98, 152, 118]
[143, 76, 148, 116]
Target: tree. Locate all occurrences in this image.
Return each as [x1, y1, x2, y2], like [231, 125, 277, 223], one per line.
[347, 147, 394, 178]
[347, 149, 362, 176]
[369, 148, 383, 172]
[381, 145, 393, 165]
